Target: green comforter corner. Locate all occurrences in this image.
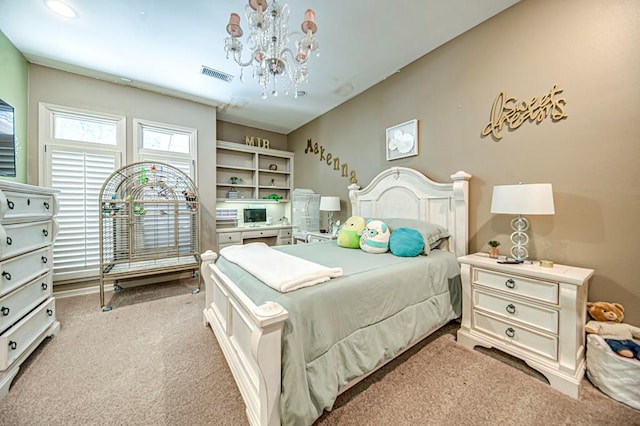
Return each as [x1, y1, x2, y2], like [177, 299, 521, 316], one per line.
[216, 242, 461, 425]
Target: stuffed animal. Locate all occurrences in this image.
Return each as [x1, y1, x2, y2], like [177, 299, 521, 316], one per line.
[337, 216, 366, 248]
[585, 301, 640, 359]
[359, 220, 390, 253]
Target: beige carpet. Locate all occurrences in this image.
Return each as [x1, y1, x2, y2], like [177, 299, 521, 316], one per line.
[0, 281, 638, 425]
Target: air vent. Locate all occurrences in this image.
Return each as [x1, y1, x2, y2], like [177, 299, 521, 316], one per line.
[201, 66, 234, 82]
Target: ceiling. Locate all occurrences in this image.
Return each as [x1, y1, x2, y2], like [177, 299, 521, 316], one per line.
[0, 0, 520, 134]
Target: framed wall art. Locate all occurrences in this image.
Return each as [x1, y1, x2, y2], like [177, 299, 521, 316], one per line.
[386, 119, 418, 161]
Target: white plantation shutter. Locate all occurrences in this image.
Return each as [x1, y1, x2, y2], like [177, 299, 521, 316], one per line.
[46, 147, 119, 280]
[39, 103, 125, 282]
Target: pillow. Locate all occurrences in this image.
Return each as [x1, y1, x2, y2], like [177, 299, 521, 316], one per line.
[359, 220, 390, 253]
[389, 227, 425, 257]
[378, 218, 450, 254]
[337, 216, 366, 248]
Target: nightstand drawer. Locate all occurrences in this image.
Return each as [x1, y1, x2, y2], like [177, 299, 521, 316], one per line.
[474, 311, 558, 361]
[473, 290, 558, 334]
[474, 269, 558, 304]
[218, 232, 241, 244]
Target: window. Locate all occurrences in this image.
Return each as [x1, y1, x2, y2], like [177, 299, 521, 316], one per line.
[133, 119, 197, 181]
[39, 103, 124, 281]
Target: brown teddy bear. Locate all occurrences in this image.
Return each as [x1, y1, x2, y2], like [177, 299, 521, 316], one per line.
[585, 301, 640, 359]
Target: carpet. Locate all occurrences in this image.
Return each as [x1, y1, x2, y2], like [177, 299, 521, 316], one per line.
[0, 281, 638, 425]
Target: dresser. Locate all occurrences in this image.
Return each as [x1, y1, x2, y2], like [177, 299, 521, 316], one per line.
[0, 181, 59, 400]
[456, 253, 593, 399]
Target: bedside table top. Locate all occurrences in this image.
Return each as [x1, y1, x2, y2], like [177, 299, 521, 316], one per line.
[307, 232, 337, 240]
[458, 252, 594, 285]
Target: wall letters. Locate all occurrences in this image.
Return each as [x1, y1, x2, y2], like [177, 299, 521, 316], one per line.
[481, 84, 568, 141]
[305, 138, 358, 184]
[245, 136, 270, 149]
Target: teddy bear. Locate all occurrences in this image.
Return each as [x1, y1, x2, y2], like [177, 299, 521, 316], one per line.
[585, 301, 640, 359]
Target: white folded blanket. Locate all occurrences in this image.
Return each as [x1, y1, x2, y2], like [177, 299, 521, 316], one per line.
[220, 243, 343, 292]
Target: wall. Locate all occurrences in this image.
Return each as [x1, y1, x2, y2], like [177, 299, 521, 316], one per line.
[217, 120, 287, 150]
[27, 65, 218, 260]
[288, 0, 640, 324]
[0, 30, 28, 183]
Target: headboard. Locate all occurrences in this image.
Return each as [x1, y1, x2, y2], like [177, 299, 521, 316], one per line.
[348, 167, 471, 258]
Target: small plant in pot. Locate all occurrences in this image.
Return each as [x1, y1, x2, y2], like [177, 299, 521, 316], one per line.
[488, 240, 501, 259]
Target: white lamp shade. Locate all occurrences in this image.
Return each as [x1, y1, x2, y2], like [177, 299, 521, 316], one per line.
[319, 196, 341, 212]
[491, 183, 555, 215]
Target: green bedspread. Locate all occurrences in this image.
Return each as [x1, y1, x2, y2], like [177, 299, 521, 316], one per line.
[216, 241, 462, 426]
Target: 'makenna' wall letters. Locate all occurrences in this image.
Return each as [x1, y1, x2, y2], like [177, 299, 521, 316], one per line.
[305, 138, 358, 184]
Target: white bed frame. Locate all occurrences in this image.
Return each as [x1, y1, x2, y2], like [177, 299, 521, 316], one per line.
[201, 167, 471, 426]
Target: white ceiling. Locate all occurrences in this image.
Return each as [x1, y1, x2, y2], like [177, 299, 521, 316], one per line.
[0, 0, 520, 134]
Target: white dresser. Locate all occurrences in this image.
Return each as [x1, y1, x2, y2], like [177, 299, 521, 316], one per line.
[457, 253, 593, 399]
[0, 181, 60, 400]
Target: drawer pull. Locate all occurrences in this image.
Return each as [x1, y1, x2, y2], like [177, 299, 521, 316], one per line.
[43, 229, 49, 237]
[47, 308, 53, 317]
[505, 327, 516, 338]
[7, 200, 14, 210]
[44, 201, 50, 210]
[6, 236, 11, 246]
[505, 278, 515, 289]
[8, 341, 17, 350]
[506, 304, 516, 314]
[41, 282, 48, 291]
[42, 256, 48, 264]
[27, 198, 31, 206]
[2, 271, 11, 281]
[1, 306, 9, 316]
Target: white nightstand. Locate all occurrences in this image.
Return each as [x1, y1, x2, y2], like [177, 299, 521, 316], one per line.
[306, 232, 337, 243]
[456, 253, 594, 399]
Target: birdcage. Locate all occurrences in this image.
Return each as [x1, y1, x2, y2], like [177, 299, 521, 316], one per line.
[98, 161, 200, 311]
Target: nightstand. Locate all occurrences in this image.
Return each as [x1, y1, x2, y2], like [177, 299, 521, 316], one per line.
[306, 232, 337, 243]
[456, 253, 594, 399]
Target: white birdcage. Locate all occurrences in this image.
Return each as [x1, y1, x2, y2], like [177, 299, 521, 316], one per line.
[292, 188, 320, 240]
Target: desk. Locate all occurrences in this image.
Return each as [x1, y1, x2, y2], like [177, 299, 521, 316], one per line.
[216, 226, 292, 251]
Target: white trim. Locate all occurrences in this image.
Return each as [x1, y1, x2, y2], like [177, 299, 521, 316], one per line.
[132, 118, 198, 182]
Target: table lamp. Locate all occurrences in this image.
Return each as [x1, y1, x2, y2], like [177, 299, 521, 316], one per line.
[319, 196, 340, 235]
[490, 183, 555, 262]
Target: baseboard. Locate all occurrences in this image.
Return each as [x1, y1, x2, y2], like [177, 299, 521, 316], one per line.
[53, 284, 114, 299]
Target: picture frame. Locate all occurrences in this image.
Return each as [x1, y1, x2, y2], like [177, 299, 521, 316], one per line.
[386, 119, 418, 161]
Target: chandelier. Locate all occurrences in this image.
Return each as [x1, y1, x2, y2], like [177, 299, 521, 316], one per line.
[224, 0, 319, 99]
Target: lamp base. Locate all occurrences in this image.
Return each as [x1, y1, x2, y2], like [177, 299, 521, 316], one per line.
[510, 215, 530, 261]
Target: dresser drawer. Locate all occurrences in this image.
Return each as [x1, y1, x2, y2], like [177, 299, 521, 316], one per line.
[473, 311, 558, 361]
[0, 220, 56, 260]
[473, 289, 558, 334]
[0, 273, 52, 334]
[474, 269, 558, 304]
[0, 190, 57, 223]
[243, 229, 277, 239]
[218, 232, 241, 244]
[278, 238, 292, 246]
[0, 298, 56, 371]
[278, 228, 292, 238]
[0, 247, 52, 297]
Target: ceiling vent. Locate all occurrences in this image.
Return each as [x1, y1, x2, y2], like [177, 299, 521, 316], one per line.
[200, 66, 234, 83]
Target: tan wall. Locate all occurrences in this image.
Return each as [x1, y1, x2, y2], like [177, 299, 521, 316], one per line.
[27, 65, 218, 252]
[289, 0, 640, 324]
[217, 120, 287, 150]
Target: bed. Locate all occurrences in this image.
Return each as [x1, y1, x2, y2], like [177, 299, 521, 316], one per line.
[201, 167, 471, 425]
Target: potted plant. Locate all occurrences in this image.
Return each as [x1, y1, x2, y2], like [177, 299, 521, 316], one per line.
[488, 240, 501, 259]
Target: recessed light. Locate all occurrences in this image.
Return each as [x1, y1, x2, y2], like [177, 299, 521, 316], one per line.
[45, 0, 77, 18]
[296, 90, 307, 98]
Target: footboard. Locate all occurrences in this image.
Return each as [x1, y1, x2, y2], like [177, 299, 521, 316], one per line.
[200, 251, 288, 426]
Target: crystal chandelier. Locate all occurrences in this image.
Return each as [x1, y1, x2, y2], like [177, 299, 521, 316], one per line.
[224, 0, 319, 99]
